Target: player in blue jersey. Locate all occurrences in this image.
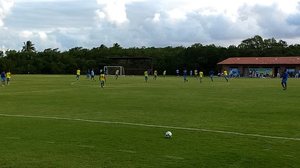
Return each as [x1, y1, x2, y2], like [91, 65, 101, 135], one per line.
[1, 71, 6, 86]
[209, 70, 214, 82]
[183, 69, 188, 82]
[281, 69, 288, 90]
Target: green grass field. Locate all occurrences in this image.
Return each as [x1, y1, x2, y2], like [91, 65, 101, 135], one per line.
[0, 75, 299, 167]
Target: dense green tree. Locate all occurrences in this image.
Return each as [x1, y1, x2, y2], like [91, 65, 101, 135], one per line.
[22, 41, 36, 52]
[1, 35, 299, 74]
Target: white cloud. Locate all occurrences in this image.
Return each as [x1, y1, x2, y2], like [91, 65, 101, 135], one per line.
[152, 0, 300, 23]
[20, 30, 33, 38]
[38, 31, 48, 40]
[101, 1, 129, 25]
[167, 9, 187, 22]
[0, 0, 14, 27]
[1, 0, 300, 51]
[95, 0, 146, 26]
[152, 13, 160, 22]
[95, 10, 105, 19]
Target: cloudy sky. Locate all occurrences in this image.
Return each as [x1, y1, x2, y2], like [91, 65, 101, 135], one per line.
[1, 0, 300, 51]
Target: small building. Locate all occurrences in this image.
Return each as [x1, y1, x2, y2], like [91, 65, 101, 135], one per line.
[218, 57, 300, 77]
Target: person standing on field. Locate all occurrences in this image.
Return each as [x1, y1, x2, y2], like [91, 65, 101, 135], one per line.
[199, 71, 203, 83]
[115, 69, 119, 79]
[76, 69, 80, 80]
[99, 71, 106, 88]
[209, 70, 214, 82]
[176, 69, 180, 77]
[224, 70, 229, 82]
[90, 69, 95, 80]
[194, 69, 198, 78]
[153, 70, 158, 80]
[1, 71, 6, 86]
[144, 71, 148, 82]
[183, 69, 188, 82]
[6, 71, 11, 85]
[281, 69, 288, 90]
[86, 69, 91, 79]
[163, 70, 166, 77]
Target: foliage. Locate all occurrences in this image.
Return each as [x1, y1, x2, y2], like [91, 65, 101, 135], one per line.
[1, 35, 300, 74]
[22, 41, 36, 52]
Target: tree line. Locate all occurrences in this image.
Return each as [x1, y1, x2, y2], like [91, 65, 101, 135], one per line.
[1, 35, 300, 75]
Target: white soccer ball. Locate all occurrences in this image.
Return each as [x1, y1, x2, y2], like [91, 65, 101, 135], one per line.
[165, 131, 172, 138]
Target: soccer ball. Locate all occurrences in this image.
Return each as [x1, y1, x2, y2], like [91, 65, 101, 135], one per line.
[165, 131, 172, 138]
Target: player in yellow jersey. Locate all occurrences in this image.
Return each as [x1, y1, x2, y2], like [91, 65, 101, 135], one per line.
[199, 71, 203, 83]
[194, 69, 198, 78]
[76, 69, 80, 80]
[144, 71, 148, 82]
[224, 70, 228, 82]
[6, 71, 11, 85]
[99, 72, 106, 88]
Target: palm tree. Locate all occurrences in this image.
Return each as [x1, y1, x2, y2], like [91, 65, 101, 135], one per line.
[22, 41, 36, 52]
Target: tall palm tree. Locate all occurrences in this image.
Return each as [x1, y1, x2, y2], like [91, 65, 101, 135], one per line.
[22, 41, 36, 52]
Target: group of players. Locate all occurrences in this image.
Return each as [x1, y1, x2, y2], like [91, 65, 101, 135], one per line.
[75, 67, 289, 90]
[144, 69, 226, 83]
[0, 71, 11, 86]
[76, 68, 109, 88]
[75, 68, 229, 88]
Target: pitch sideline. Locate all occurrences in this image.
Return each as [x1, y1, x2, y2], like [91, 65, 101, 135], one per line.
[0, 113, 299, 142]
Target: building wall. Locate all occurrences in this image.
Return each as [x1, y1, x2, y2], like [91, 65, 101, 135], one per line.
[220, 64, 300, 77]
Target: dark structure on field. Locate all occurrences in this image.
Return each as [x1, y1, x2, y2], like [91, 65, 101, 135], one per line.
[109, 57, 153, 75]
[218, 57, 300, 77]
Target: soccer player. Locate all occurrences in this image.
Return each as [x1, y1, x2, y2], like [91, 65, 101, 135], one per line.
[183, 69, 188, 82]
[209, 70, 214, 82]
[86, 69, 91, 79]
[76, 68, 80, 80]
[176, 69, 180, 77]
[199, 71, 204, 83]
[99, 71, 106, 88]
[281, 69, 288, 90]
[224, 70, 229, 82]
[90, 69, 95, 80]
[153, 70, 158, 80]
[6, 71, 11, 85]
[1, 71, 6, 86]
[144, 70, 148, 82]
[163, 70, 166, 77]
[115, 69, 119, 79]
[194, 69, 198, 78]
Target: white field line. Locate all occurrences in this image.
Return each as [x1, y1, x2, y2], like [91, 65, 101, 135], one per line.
[117, 149, 137, 154]
[1, 88, 73, 95]
[77, 145, 96, 149]
[0, 113, 299, 142]
[164, 155, 185, 160]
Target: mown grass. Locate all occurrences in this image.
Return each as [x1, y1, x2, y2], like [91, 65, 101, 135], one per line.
[0, 75, 299, 167]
